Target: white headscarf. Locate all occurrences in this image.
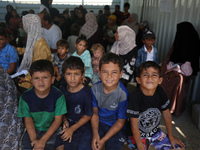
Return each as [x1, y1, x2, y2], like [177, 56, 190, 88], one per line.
[79, 12, 98, 39]
[124, 13, 139, 35]
[110, 25, 136, 55]
[18, 14, 43, 72]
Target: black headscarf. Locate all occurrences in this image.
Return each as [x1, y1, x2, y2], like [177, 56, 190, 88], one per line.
[170, 22, 200, 75]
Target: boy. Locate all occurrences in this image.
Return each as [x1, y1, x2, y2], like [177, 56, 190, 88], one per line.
[17, 59, 67, 150]
[56, 56, 93, 150]
[126, 61, 185, 150]
[91, 43, 104, 84]
[53, 39, 71, 88]
[123, 2, 130, 20]
[78, 53, 129, 150]
[0, 27, 18, 74]
[136, 30, 159, 69]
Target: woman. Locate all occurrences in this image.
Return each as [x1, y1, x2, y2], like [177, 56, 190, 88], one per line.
[110, 25, 138, 87]
[123, 13, 139, 35]
[0, 65, 23, 149]
[5, 4, 14, 25]
[79, 12, 103, 50]
[16, 14, 52, 91]
[161, 22, 200, 116]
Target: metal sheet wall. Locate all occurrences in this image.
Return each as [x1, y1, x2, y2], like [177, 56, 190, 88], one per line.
[129, 0, 200, 103]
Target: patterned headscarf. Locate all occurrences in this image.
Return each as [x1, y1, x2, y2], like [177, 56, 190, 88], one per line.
[79, 12, 98, 39]
[110, 25, 136, 55]
[18, 14, 43, 72]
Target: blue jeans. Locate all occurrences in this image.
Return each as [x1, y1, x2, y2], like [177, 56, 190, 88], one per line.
[22, 129, 58, 150]
[78, 121, 127, 150]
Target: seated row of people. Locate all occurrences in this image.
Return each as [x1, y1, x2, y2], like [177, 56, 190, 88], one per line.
[17, 54, 185, 150]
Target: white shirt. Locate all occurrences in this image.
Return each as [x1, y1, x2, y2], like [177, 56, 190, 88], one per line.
[42, 24, 62, 49]
[144, 46, 154, 61]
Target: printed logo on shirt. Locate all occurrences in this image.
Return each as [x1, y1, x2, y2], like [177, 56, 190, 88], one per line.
[5, 55, 10, 58]
[139, 108, 161, 137]
[74, 105, 81, 114]
[119, 137, 125, 143]
[110, 102, 118, 109]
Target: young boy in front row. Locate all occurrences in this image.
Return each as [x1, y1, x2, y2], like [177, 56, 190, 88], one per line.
[17, 59, 67, 150]
[55, 56, 93, 150]
[78, 53, 129, 150]
[126, 61, 185, 150]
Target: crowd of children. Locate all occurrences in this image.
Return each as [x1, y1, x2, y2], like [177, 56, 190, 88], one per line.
[0, 2, 189, 150]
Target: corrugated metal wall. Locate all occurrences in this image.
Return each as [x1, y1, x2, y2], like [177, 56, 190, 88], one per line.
[129, 0, 200, 103]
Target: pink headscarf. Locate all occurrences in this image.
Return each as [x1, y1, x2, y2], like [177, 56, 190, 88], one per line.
[79, 12, 98, 39]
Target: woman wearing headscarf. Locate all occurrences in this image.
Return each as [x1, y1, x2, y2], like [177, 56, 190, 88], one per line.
[16, 14, 52, 91]
[110, 25, 138, 87]
[160, 22, 200, 116]
[0, 65, 23, 149]
[79, 12, 103, 50]
[123, 13, 139, 35]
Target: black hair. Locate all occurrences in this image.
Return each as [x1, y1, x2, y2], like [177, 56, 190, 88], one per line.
[30, 59, 54, 77]
[57, 39, 69, 49]
[62, 56, 84, 75]
[0, 22, 7, 29]
[70, 23, 80, 36]
[6, 5, 14, 11]
[124, 2, 130, 8]
[115, 5, 120, 9]
[40, 10, 52, 23]
[136, 61, 161, 77]
[76, 35, 88, 46]
[21, 11, 29, 17]
[0, 27, 7, 38]
[99, 53, 123, 71]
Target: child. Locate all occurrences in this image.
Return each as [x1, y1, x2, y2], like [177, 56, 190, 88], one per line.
[136, 30, 159, 69]
[53, 39, 71, 88]
[55, 56, 93, 150]
[0, 27, 18, 75]
[18, 20, 26, 47]
[78, 53, 129, 150]
[123, 2, 130, 20]
[126, 61, 185, 150]
[91, 43, 104, 84]
[17, 59, 67, 150]
[72, 35, 93, 87]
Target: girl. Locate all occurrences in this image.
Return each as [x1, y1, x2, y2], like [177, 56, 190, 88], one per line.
[110, 25, 138, 87]
[72, 35, 93, 87]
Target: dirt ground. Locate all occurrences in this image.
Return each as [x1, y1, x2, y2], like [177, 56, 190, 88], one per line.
[121, 83, 200, 150]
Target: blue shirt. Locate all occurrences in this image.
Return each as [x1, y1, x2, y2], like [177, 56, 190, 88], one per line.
[72, 50, 93, 79]
[91, 81, 129, 128]
[0, 43, 18, 71]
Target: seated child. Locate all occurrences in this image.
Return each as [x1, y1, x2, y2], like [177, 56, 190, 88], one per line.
[91, 43, 104, 84]
[72, 35, 93, 87]
[53, 39, 71, 88]
[126, 61, 185, 150]
[78, 53, 129, 150]
[17, 59, 67, 150]
[136, 30, 159, 69]
[56, 56, 93, 150]
[0, 27, 18, 74]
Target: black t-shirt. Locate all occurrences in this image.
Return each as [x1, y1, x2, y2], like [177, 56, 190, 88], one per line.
[126, 86, 170, 137]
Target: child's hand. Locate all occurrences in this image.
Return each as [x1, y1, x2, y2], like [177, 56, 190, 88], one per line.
[56, 75, 61, 81]
[169, 135, 185, 148]
[63, 120, 69, 129]
[61, 128, 74, 143]
[91, 134, 100, 150]
[82, 77, 87, 84]
[31, 139, 46, 150]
